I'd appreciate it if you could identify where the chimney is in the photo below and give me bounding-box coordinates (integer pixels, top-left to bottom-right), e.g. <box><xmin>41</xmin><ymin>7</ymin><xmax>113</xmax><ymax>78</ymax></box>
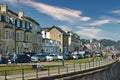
<box><xmin>0</xmin><ymin>4</ymin><xmax>8</xmax><ymax>14</ymax></box>
<box><xmin>18</xmin><ymin>10</ymin><xmax>24</xmax><ymax>19</ymax></box>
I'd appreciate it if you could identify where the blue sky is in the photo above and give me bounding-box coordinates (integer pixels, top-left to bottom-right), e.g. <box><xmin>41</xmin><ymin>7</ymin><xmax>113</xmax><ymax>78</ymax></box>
<box><xmin>0</xmin><ymin>0</ymin><xmax>120</xmax><ymax>41</ymax></box>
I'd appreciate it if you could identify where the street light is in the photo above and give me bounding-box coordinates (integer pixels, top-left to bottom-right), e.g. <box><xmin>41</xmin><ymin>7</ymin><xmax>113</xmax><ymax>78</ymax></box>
<box><xmin>62</xmin><ymin>33</ymin><xmax>64</xmax><ymax>66</ymax></box>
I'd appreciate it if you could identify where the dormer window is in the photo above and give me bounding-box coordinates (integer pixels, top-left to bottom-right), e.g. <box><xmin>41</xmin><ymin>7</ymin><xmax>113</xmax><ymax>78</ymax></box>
<box><xmin>27</xmin><ymin>22</ymin><xmax>30</xmax><ymax>29</ymax></box>
<box><xmin>22</xmin><ymin>21</ymin><xmax>25</xmax><ymax>28</ymax></box>
<box><xmin>10</xmin><ymin>17</ymin><xmax>15</xmax><ymax>24</ymax></box>
<box><xmin>17</xmin><ymin>19</ymin><xmax>20</xmax><ymax>27</ymax></box>
<box><xmin>6</xmin><ymin>15</ymin><xmax>9</xmax><ymax>23</ymax></box>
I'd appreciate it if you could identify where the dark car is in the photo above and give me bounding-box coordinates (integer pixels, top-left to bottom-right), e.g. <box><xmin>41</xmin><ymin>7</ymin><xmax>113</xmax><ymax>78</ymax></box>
<box><xmin>0</xmin><ymin>57</ymin><xmax>8</xmax><ymax>64</ymax></box>
<box><xmin>16</xmin><ymin>55</ymin><xmax>31</xmax><ymax>63</ymax></box>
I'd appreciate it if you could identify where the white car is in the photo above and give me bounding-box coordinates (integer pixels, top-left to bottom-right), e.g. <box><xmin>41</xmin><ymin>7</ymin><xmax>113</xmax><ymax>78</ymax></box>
<box><xmin>49</xmin><ymin>54</ymin><xmax>58</xmax><ymax>61</ymax></box>
<box><xmin>57</xmin><ymin>54</ymin><xmax>68</xmax><ymax>60</ymax></box>
<box><xmin>72</xmin><ymin>54</ymin><xmax>78</xmax><ymax>59</ymax></box>
<box><xmin>31</xmin><ymin>54</ymin><xmax>46</xmax><ymax>62</ymax></box>
<box><xmin>46</xmin><ymin>55</ymin><xmax>54</xmax><ymax>61</ymax></box>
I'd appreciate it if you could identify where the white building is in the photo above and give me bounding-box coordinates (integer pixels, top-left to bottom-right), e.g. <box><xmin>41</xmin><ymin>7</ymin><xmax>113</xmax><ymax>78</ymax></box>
<box><xmin>42</xmin><ymin>38</ymin><xmax>60</xmax><ymax>54</ymax></box>
<box><xmin>65</xmin><ymin>30</ymin><xmax>81</xmax><ymax>53</ymax></box>
<box><xmin>41</xmin><ymin>28</ymin><xmax>50</xmax><ymax>39</ymax></box>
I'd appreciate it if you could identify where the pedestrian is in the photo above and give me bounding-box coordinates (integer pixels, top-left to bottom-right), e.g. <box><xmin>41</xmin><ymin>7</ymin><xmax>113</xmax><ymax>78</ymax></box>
<box><xmin>0</xmin><ymin>54</ymin><xmax>1</xmax><ymax>64</ymax></box>
<box><xmin>13</xmin><ymin>52</ymin><xmax>17</xmax><ymax>64</ymax></box>
<box><xmin>36</xmin><ymin>61</ymin><xmax>44</xmax><ymax>71</ymax></box>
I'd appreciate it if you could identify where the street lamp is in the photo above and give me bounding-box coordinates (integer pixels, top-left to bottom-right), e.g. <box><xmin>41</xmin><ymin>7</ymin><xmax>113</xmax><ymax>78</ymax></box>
<box><xmin>62</xmin><ymin>33</ymin><xmax>64</xmax><ymax>66</ymax></box>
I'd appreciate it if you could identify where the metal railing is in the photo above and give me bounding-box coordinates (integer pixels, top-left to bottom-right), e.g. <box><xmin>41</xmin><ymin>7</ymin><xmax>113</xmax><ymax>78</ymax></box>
<box><xmin>0</xmin><ymin>58</ymin><xmax>116</xmax><ymax>80</ymax></box>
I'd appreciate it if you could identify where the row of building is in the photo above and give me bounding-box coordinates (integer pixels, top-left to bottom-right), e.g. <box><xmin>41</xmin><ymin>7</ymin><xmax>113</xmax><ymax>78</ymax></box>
<box><xmin>0</xmin><ymin>4</ymin><xmax>81</xmax><ymax>55</ymax></box>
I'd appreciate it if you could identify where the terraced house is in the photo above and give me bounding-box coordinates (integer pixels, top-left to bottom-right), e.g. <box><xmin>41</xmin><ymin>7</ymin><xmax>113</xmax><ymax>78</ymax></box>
<box><xmin>0</xmin><ymin>4</ymin><xmax>42</xmax><ymax>54</ymax></box>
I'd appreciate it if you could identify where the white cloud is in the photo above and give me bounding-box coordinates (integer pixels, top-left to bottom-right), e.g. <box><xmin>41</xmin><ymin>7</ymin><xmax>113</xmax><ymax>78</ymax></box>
<box><xmin>1</xmin><ymin>0</ymin><xmax>90</xmax><ymax>22</ymax></box>
<box><xmin>90</xmin><ymin>19</ymin><xmax>110</xmax><ymax>26</ymax></box>
<box><xmin>23</xmin><ymin>0</ymin><xmax>91</xmax><ymax>22</ymax></box>
<box><xmin>111</xmin><ymin>10</ymin><xmax>120</xmax><ymax>15</ymax></box>
<box><xmin>76</xmin><ymin>27</ymin><xmax>104</xmax><ymax>39</ymax></box>
<box><xmin>100</xmin><ymin>16</ymin><xmax>120</xmax><ymax>23</ymax></box>
<box><xmin>59</xmin><ymin>25</ymin><xmax>72</xmax><ymax>31</ymax></box>
<box><xmin>0</xmin><ymin>0</ymin><xmax>19</xmax><ymax>5</ymax></box>
<box><xmin>80</xmin><ymin>17</ymin><xmax>91</xmax><ymax>21</ymax></box>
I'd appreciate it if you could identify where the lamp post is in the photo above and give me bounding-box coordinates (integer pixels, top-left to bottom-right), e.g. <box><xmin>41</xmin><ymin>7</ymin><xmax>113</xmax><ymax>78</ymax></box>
<box><xmin>90</xmin><ymin>39</ymin><xmax>94</xmax><ymax>60</ymax></box>
<box><xmin>62</xmin><ymin>33</ymin><xmax>64</xmax><ymax>66</ymax></box>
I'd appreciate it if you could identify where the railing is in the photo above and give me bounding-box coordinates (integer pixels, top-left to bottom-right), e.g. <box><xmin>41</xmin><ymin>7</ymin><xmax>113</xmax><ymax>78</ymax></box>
<box><xmin>0</xmin><ymin>58</ymin><xmax>117</xmax><ymax>80</ymax></box>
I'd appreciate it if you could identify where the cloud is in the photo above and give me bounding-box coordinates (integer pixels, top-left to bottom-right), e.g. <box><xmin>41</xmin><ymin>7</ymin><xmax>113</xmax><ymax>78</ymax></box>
<box><xmin>76</xmin><ymin>27</ymin><xmax>104</xmax><ymax>39</ymax></box>
<box><xmin>0</xmin><ymin>0</ymin><xmax>19</xmax><ymax>5</ymax></box>
<box><xmin>1</xmin><ymin>0</ymin><xmax>91</xmax><ymax>22</ymax></box>
<box><xmin>59</xmin><ymin>25</ymin><xmax>72</xmax><ymax>31</ymax></box>
<box><xmin>90</xmin><ymin>19</ymin><xmax>110</xmax><ymax>26</ymax></box>
<box><xmin>24</xmin><ymin>0</ymin><xmax>91</xmax><ymax>22</ymax></box>
<box><xmin>111</xmin><ymin>10</ymin><xmax>120</xmax><ymax>15</ymax></box>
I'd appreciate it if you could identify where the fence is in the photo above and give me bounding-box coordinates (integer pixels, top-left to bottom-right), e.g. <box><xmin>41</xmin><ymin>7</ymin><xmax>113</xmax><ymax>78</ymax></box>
<box><xmin>0</xmin><ymin>58</ymin><xmax>116</xmax><ymax>80</ymax></box>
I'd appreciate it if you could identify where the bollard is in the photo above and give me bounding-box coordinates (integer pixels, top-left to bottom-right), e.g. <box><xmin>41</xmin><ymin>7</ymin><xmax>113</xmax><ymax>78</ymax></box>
<box><xmin>85</xmin><ymin>62</ymin><xmax>86</xmax><ymax>70</ymax></box>
<box><xmin>89</xmin><ymin>61</ymin><xmax>90</xmax><ymax>68</ymax></box>
<box><xmin>48</xmin><ymin>66</ymin><xmax>50</xmax><ymax>76</ymax></box>
<box><xmin>79</xmin><ymin>63</ymin><xmax>81</xmax><ymax>71</ymax></box>
<box><xmin>36</xmin><ymin>68</ymin><xmax>38</xmax><ymax>78</ymax></box>
<box><xmin>4</xmin><ymin>70</ymin><xmax>7</xmax><ymax>80</ymax></box>
<box><xmin>66</xmin><ymin>64</ymin><xmax>68</xmax><ymax>73</ymax></box>
<box><xmin>22</xmin><ymin>69</ymin><xmax>24</xmax><ymax>80</ymax></box>
<box><xmin>58</xmin><ymin>66</ymin><xmax>60</xmax><ymax>75</ymax></box>
<box><xmin>74</xmin><ymin>63</ymin><xmax>75</xmax><ymax>72</ymax></box>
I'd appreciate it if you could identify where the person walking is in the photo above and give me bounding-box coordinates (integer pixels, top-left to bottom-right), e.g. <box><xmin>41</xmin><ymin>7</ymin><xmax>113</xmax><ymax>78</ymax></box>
<box><xmin>13</xmin><ymin>52</ymin><xmax>17</xmax><ymax>64</ymax></box>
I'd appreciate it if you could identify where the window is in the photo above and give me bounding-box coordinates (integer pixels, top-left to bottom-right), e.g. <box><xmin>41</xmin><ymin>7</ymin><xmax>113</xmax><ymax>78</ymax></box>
<box><xmin>5</xmin><ymin>46</ymin><xmax>8</xmax><ymax>53</ymax></box>
<box><xmin>22</xmin><ymin>21</ymin><xmax>25</xmax><ymax>28</ymax></box>
<box><xmin>12</xmin><ymin>18</ymin><xmax>15</xmax><ymax>24</ymax></box>
<box><xmin>27</xmin><ymin>22</ymin><xmax>30</xmax><ymax>29</ymax></box>
<box><xmin>6</xmin><ymin>15</ymin><xmax>9</xmax><ymax>23</ymax></box>
<box><xmin>26</xmin><ymin>34</ymin><xmax>28</xmax><ymax>41</ymax></box>
<box><xmin>17</xmin><ymin>19</ymin><xmax>20</xmax><ymax>27</ymax></box>
<box><xmin>10</xmin><ymin>31</ymin><xmax>12</xmax><ymax>39</ymax></box>
<box><xmin>1</xmin><ymin>15</ymin><xmax>5</xmax><ymax>22</ymax></box>
<box><xmin>59</xmin><ymin>34</ymin><xmax>61</xmax><ymax>38</ymax></box>
<box><xmin>19</xmin><ymin>33</ymin><xmax>22</xmax><ymax>41</ymax></box>
<box><xmin>16</xmin><ymin>33</ymin><xmax>19</xmax><ymax>41</ymax></box>
<box><xmin>5</xmin><ymin>31</ymin><xmax>9</xmax><ymax>39</ymax></box>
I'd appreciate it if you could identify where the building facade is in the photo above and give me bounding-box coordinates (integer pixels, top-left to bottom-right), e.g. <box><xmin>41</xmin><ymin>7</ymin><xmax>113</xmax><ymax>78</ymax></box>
<box><xmin>41</xmin><ymin>26</ymin><xmax>69</xmax><ymax>53</ymax></box>
<box><xmin>0</xmin><ymin>4</ymin><xmax>42</xmax><ymax>54</ymax></box>
<box><xmin>42</xmin><ymin>38</ymin><xmax>60</xmax><ymax>54</ymax></box>
<box><xmin>65</xmin><ymin>31</ymin><xmax>81</xmax><ymax>53</ymax></box>
<box><xmin>49</xmin><ymin>26</ymin><xmax>68</xmax><ymax>53</ymax></box>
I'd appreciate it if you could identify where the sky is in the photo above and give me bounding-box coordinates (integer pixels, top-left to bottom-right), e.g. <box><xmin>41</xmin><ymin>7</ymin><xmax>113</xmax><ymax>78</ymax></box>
<box><xmin>0</xmin><ymin>0</ymin><xmax>120</xmax><ymax>41</ymax></box>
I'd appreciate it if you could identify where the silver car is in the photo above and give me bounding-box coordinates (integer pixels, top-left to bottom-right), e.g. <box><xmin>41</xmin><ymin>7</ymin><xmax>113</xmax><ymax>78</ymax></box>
<box><xmin>31</xmin><ymin>54</ymin><xmax>46</xmax><ymax>62</ymax></box>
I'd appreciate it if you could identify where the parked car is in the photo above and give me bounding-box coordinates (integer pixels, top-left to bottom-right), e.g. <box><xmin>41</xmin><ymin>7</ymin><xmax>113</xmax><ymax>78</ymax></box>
<box><xmin>72</xmin><ymin>54</ymin><xmax>78</xmax><ymax>59</ymax></box>
<box><xmin>49</xmin><ymin>54</ymin><xmax>58</xmax><ymax>61</ymax></box>
<box><xmin>95</xmin><ymin>53</ymin><xmax>102</xmax><ymax>57</ymax></box>
<box><xmin>0</xmin><ymin>57</ymin><xmax>8</xmax><ymax>64</ymax></box>
<box><xmin>57</xmin><ymin>54</ymin><xmax>68</xmax><ymax>60</ymax></box>
<box><xmin>77</xmin><ymin>54</ymin><xmax>84</xmax><ymax>59</ymax></box>
<box><xmin>46</xmin><ymin>55</ymin><xmax>54</xmax><ymax>61</ymax></box>
<box><xmin>31</xmin><ymin>54</ymin><xmax>46</xmax><ymax>62</ymax></box>
<box><xmin>16</xmin><ymin>54</ymin><xmax>31</xmax><ymax>63</ymax></box>
<box><xmin>65</xmin><ymin>53</ymin><xmax>73</xmax><ymax>60</ymax></box>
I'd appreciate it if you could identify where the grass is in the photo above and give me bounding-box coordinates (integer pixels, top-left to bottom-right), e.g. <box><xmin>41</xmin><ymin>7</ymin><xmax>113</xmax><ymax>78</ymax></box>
<box><xmin>64</xmin><ymin>57</ymin><xmax>102</xmax><ymax>64</ymax></box>
<box><xmin>0</xmin><ymin>57</ymin><xmax>103</xmax><ymax>75</ymax></box>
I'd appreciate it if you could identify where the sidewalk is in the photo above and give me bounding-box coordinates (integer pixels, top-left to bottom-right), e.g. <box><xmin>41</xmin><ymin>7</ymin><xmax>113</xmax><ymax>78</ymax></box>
<box><xmin>0</xmin><ymin>58</ymin><xmax>116</xmax><ymax>80</ymax></box>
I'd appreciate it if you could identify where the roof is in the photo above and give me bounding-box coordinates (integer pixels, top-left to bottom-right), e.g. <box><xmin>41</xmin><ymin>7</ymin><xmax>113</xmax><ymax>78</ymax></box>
<box><xmin>24</xmin><ymin>16</ymin><xmax>39</xmax><ymax>25</ymax></box>
<box><xmin>41</xmin><ymin>27</ymin><xmax>51</xmax><ymax>32</ymax></box>
<box><xmin>49</xmin><ymin>26</ymin><xmax>68</xmax><ymax>36</ymax></box>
